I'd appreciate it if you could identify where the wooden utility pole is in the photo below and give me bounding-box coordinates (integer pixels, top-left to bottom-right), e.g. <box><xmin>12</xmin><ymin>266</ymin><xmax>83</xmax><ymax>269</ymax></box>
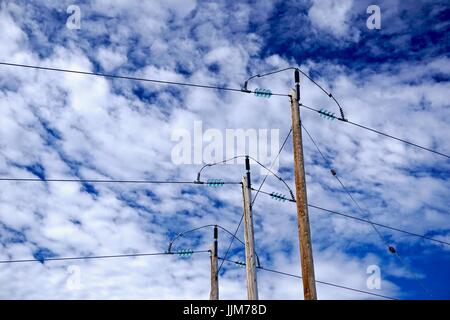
<box><xmin>242</xmin><ymin>156</ymin><xmax>258</xmax><ymax>300</ymax></box>
<box><xmin>209</xmin><ymin>225</ymin><xmax>219</xmax><ymax>300</ymax></box>
<box><xmin>291</xmin><ymin>69</ymin><xmax>317</xmax><ymax>300</ymax></box>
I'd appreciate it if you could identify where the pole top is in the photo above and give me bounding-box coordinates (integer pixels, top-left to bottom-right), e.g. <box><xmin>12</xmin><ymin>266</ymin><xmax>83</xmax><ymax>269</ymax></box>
<box><xmin>295</xmin><ymin>69</ymin><xmax>300</xmax><ymax>83</ymax></box>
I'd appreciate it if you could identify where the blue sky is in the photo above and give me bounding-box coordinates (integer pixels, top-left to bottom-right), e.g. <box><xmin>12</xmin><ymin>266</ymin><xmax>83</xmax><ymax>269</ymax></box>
<box><xmin>0</xmin><ymin>0</ymin><xmax>449</xmax><ymax>299</ymax></box>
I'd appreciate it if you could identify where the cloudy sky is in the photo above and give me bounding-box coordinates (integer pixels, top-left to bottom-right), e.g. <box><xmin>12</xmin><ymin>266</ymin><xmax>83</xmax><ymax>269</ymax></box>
<box><xmin>0</xmin><ymin>0</ymin><xmax>449</xmax><ymax>299</ymax></box>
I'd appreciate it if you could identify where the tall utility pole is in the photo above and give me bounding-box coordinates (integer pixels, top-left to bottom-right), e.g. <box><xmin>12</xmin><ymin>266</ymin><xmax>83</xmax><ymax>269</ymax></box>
<box><xmin>291</xmin><ymin>69</ymin><xmax>317</xmax><ymax>300</ymax></box>
<box><xmin>242</xmin><ymin>156</ymin><xmax>258</xmax><ymax>300</ymax></box>
<box><xmin>209</xmin><ymin>225</ymin><xmax>219</xmax><ymax>300</ymax></box>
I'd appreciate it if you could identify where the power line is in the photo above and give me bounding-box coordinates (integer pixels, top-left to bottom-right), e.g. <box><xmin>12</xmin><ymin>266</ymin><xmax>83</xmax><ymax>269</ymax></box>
<box><xmin>0</xmin><ymin>178</ymin><xmax>241</xmax><ymax>185</ymax></box>
<box><xmin>259</xmin><ymin>265</ymin><xmax>397</xmax><ymax>300</ymax></box>
<box><xmin>0</xmin><ymin>61</ymin><xmax>289</xmax><ymax>97</ymax></box>
<box><xmin>217</xmin><ymin>129</ymin><xmax>293</xmax><ymax>274</ymax></box>
<box><xmin>300</xmin><ymin>103</ymin><xmax>450</xmax><ymax>159</ymax></box>
<box><xmin>1</xmin><ymin>247</ymin><xmax>397</xmax><ymax>299</ymax></box>
<box><xmin>168</xmin><ymin>225</ymin><xmax>221</xmax><ymax>254</ymax></box>
<box><xmin>249</xmin><ymin>187</ymin><xmax>450</xmax><ymax>247</ymax></box>
<box><xmin>251</xmin><ymin>128</ymin><xmax>293</xmax><ymax>205</ymax></box>
<box><xmin>219</xmin><ymin>257</ymin><xmax>397</xmax><ymax>300</ymax></box>
<box><xmin>250</xmin><ymin>187</ymin><xmax>294</xmax><ymax>202</ymax></box>
<box><xmin>0</xmin><ymin>250</ymin><xmax>211</xmax><ymax>264</ymax></box>
<box><xmin>167</xmin><ymin>224</ymin><xmax>260</xmax><ymax>265</ymax></box>
<box><xmin>2</xmin><ymin>64</ymin><xmax>445</xmax><ymax>160</ymax></box>
<box><xmin>244</xmin><ymin>67</ymin><xmax>447</xmax><ymax>159</ymax></box>
<box><xmin>248</xmin><ymin>154</ymin><xmax>295</xmax><ymax>204</ymax></box>
<box><xmin>308</xmin><ymin>204</ymin><xmax>450</xmax><ymax>247</ymax></box>
<box><xmin>2</xmin><ymin>60</ymin><xmax>445</xmax><ymax>298</ymax></box>
<box><xmin>243</xmin><ymin>67</ymin><xmax>347</xmax><ymax>120</ymax></box>
<box><xmin>301</xmin><ymin>123</ymin><xmax>389</xmax><ymax>243</ymax></box>
<box><xmin>195</xmin><ymin>153</ymin><xmax>294</xmax><ymax>202</ymax></box>
<box><xmin>196</xmin><ymin>155</ymin><xmax>245</xmax><ymax>183</ymax></box>
<box><xmin>301</xmin><ymin>122</ymin><xmax>434</xmax><ymax>298</ymax></box>
<box><xmin>195</xmin><ymin>156</ymin><xmax>250</xmax><ymax>274</ymax></box>
<box><xmin>217</xmin><ymin>213</ymin><xmax>244</xmax><ymax>274</ymax></box>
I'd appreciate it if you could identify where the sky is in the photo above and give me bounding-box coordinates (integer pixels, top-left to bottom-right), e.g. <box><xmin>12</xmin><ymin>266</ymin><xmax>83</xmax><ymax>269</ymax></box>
<box><xmin>0</xmin><ymin>0</ymin><xmax>449</xmax><ymax>300</ymax></box>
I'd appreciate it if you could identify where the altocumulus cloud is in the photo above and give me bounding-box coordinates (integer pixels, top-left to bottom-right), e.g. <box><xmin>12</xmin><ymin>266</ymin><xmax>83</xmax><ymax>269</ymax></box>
<box><xmin>0</xmin><ymin>0</ymin><xmax>449</xmax><ymax>299</ymax></box>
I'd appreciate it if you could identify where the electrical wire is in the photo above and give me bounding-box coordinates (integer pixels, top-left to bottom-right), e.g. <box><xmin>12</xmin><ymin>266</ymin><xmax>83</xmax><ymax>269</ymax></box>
<box><xmin>0</xmin><ymin>62</ymin><xmax>290</xmax><ymax>97</ymax></box>
<box><xmin>195</xmin><ymin>156</ymin><xmax>244</xmax><ymax>182</ymax></box>
<box><xmin>0</xmin><ymin>250</ymin><xmax>211</xmax><ymax>264</ymax></box>
<box><xmin>2</xmin><ymin>62</ymin><xmax>445</xmax><ymax>157</ymax></box>
<box><xmin>248</xmin><ymin>155</ymin><xmax>295</xmax><ymax>204</ymax></box>
<box><xmin>300</xmin><ymin>103</ymin><xmax>450</xmax><ymax>159</ymax></box>
<box><xmin>219</xmin><ymin>257</ymin><xmax>397</xmax><ymax>300</ymax></box>
<box><xmin>243</xmin><ymin>67</ymin><xmax>347</xmax><ymax>120</ymax></box>
<box><xmin>251</xmin><ymin>128</ymin><xmax>293</xmax><ymax>205</ymax></box>
<box><xmin>250</xmin><ymin>186</ymin><xmax>450</xmax><ymax>247</ymax></box>
<box><xmin>0</xmin><ymin>178</ymin><xmax>241</xmax><ymax>185</ymax></box>
<box><xmin>169</xmin><ymin>225</ymin><xmax>246</xmax><ymax>251</ymax></box>
<box><xmin>295</xmin><ymin>69</ymin><xmax>346</xmax><ymax>121</ymax></box>
<box><xmin>195</xmin><ymin>153</ymin><xmax>294</xmax><ymax>202</ymax></box>
<box><xmin>217</xmin><ymin>214</ymin><xmax>244</xmax><ymax>274</ymax></box>
<box><xmin>307</xmin><ymin>204</ymin><xmax>450</xmax><ymax>247</ymax></box>
<box><xmin>301</xmin><ymin>122</ymin><xmax>434</xmax><ymax>298</ymax></box>
<box><xmin>2</xmin><ymin>61</ymin><xmax>445</xmax><ymax>297</ymax></box>
<box><xmin>168</xmin><ymin>224</ymin><xmax>219</xmax><ymax>253</ymax></box>
<box><xmin>217</xmin><ymin>129</ymin><xmax>293</xmax><ymax>273</ymax></box>
<box><xmin>167</xmin><ymin>224</ymin><xmax>261</xmax><ymax>266</ymax></box>
<box><xmin>0</xmin><ymin>247</ymin><xmax>397</xmax><ymax>299</ymax></box>
<box><xmin>301</xmin><ymin>123</ymin><xmax>389</xmax><ymax>242</ymax></box>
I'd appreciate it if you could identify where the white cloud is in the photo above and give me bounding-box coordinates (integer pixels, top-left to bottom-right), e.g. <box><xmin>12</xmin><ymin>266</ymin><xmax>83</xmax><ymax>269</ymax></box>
<box><xmin>308</xmin><ymin>0</ymin><xmax>357</xmax><ymax>39</ymax></box>
<box><xmin>0</xmin><ymin>6</ymin><xmax>28</xmax><ymax>59</ymax></box>
<box><xmin>97</xmin><ymin>47</ymin><xmax>127</xmax><ymax>72</ymax></box>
